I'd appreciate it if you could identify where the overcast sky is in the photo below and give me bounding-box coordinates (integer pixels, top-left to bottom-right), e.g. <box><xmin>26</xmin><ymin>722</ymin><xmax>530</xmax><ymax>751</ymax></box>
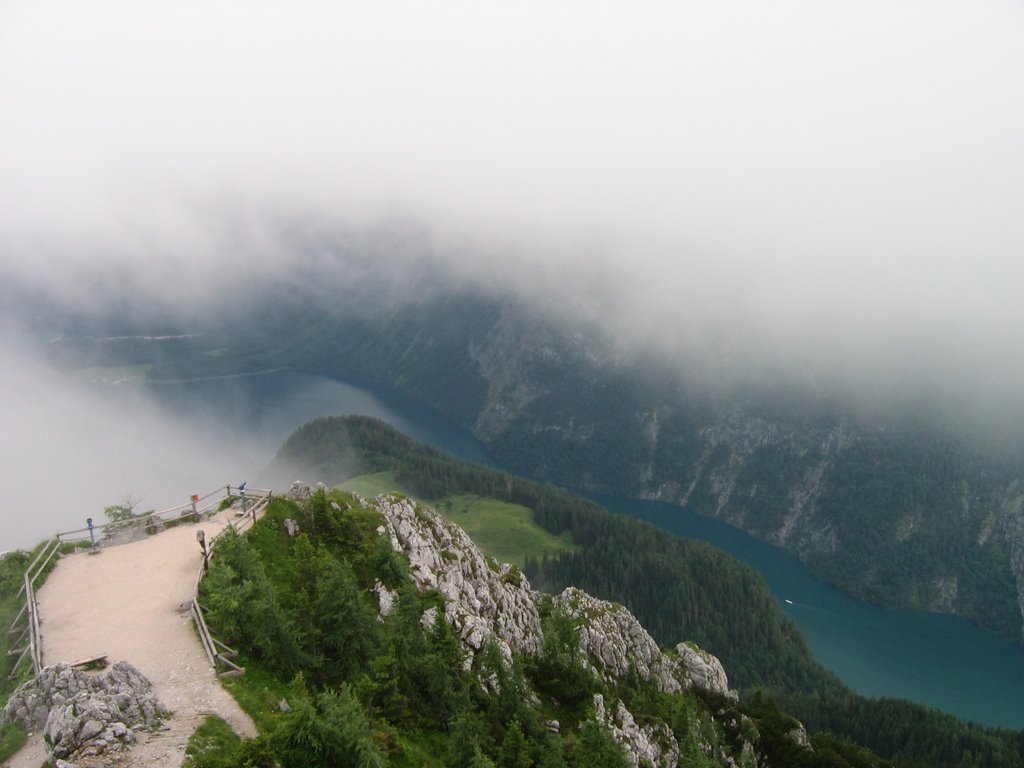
<box><xmin>3</xmin><ymin>1</ymin><xmax>1022</xmax><ymax>361</ymax></box>
<box><xmin>2</xmin><ymin>1</ymin><xmax>1024</xmax><ymax>543</ymax></box>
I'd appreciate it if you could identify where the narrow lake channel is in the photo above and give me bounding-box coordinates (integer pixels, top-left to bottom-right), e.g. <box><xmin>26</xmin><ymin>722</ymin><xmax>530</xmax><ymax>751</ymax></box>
<box><xmin>145</xmin><ymin>370</ymin><xmax>1024</xmax><ymax>728</ymax></box>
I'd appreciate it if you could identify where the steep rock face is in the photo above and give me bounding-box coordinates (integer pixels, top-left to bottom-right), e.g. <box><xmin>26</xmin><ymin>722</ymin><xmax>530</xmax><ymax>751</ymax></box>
<box><xmin>594</xmin><ymin>693</ymin><xmax>679</xmax><ymax>768</ymax></box>
<box><xmin>675</xmin><ymin>642</ymin><xmax>732</xmax><ymax>696</ymax></box>
<box><xmin>2</xmin><ymin>662</ymin><xmax>167</xmax><ymax>760</ymax></box>
<box><xmin>998</xmin><ymin>481</ymin><xmax>1024</xmax><ymax>638</ymax></box>
<box><xmin>370</xmin><ymin>494</ymin><xmax>746</xmax><ymax>767</ymax></box>
<box><xmin>553</xmin><ymin>587</ymin><xmax>735</xmax><ymax>700</ymax></box>
<box><xmin>674</xmin><ymin>412</ymin><xmax>850</xmax><ymax>546</ymax></box>
<box><xmin>555</xmin><ymin>587</ymin><xmax>680</xmax><ymax>692</ymax></box>
<box><xmin>469</xmin><ymin>305</ymin><xmax>556</xmax><ymax>441</ymax></box>
<box><xmin>373</xmin><ymin>495</ymin><xmax>544</xmax><ymax>659</ymax></box>
<box><xmin>349</xmin><ymin>296</ymin><xmax>1024</xmax><ymax>642</ymax></box>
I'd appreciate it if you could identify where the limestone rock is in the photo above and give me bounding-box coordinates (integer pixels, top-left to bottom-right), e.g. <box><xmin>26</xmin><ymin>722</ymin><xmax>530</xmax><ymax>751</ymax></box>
<box><xmin>420</xmin><ymin>606</ymin><xmax>439</xmax><ymax>630</ymax></box>
<box><xmin>675</xmin><ymin>642</ymin><xmax>736</xmax><ymax>699</ymax></box>
<box><xmin>2</xmin><ymin>661</ymin><xmax>167</xmax><ymax>761</ymax></box>
<box><xmin>375</xmin><ymin>579</ymin><xmax>397</xmax><ymax>618</ymax></box>
<box><xmin>788</xmin><ymin>722</ymin><xmax>812</xmax><ymax>750</ymax></box>
<box><xmin>554</xmin><ymin>587</ymin><xmax>681</xmax><ymax>693</ymax></box>
<box><xmin>593</xmin><ymin>693</ymin><xmax>679</xmax><ymax>768</ymax></box>
<box><xmin>371</xmin><ymin>495</ymin><xmax>543</xmax><ymax>661</ymax></box>
<box><xmin>288</xmin><ymin>481</ymin><xmax>312</xmax><ymax>499</ymax></box>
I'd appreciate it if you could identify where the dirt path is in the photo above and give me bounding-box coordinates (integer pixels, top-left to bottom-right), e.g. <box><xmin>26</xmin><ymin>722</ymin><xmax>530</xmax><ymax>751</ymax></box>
<box><xmin>4</xmin><ymin>509</ymin><xmax>257</xmax><ymax>768</ymax></box>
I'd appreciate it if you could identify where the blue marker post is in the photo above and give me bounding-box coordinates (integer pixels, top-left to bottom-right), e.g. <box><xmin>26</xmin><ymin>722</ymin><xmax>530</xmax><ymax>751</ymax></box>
<box><xmin>86</xmin><ymin>517</ymin><xmax>95</xmax><ymax>547</ymax></box>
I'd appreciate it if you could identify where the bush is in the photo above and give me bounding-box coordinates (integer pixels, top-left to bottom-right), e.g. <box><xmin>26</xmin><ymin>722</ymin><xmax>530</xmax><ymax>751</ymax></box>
<box><xmin>273</xmin><ymin>685</ymin><xmax>385</xmax><ymax>768</ymax></box>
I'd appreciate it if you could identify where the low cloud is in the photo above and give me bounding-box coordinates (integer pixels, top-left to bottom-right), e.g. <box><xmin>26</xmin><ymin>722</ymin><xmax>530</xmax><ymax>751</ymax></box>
<box><xmin>2</xmin><ymin>1</ymin><xmax>1024</xmax><ymax>421</ymax></box>
<box><xmin>0</xmin><ymin>332</ymin><xmax>266</xmax><ymax>549</ymax></box>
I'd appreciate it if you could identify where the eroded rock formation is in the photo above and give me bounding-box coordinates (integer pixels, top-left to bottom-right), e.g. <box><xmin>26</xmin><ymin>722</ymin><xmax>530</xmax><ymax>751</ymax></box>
<box><xmin>371</xmin><ymin>493</ymin><xmax>746</xmax><ymax>766</ymax></box>
<box><xmin>2</xmin><ymin>661</ymin><xmax>167</xmax><ymax>761</ymax></box>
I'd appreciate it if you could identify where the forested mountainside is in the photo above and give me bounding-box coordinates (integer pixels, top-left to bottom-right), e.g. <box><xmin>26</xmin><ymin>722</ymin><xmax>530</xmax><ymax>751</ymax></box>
<box><xmin>46</xmin><ymin>289</ymin><xmax>1024</xmax><ymax>644</ymax></box>
<box><xmin>0</xmin><ymin>481</ymin><xmax>884</xmax><ymax>768</ymax></box>
<box><xmin>187</xmin><ymin>485</ymin><xmax>896</xmax><ymax>768</ymax></box>
<box><xmin>266</xmin><ymin>415</ymin><xmax>1024</xmax><ymax>768</ymax></box>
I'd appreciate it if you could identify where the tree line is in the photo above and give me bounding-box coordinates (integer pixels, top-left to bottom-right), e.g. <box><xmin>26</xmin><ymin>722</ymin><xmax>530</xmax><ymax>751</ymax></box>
<box><xmin>267</xmin><ymin>415</ymin><xmax>1024</xmax><ymax>767</ymax></box>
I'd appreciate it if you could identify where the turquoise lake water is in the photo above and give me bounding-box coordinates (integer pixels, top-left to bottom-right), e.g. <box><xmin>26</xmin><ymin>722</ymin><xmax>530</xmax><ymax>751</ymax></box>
<box><xmin>145</xmin><ymin>370</ymin><xmax>1024</xmax><ymax>728</ymax></box>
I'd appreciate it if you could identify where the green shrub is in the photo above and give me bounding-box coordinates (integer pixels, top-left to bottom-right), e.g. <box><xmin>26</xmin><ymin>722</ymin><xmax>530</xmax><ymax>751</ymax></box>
<box><xmin>183</xmin><ymin>715</ymin><xmax>275</xmax><ymax>768</ymax></box>
<box><xmin>273</xmin><ymin>685</ymin><xmax>385</xmax><ymax>768</ymax></box>
<box><xmin>0</xmin><ymin>722</ymin><xmax>26</xmax><ymax>763</ymax></box>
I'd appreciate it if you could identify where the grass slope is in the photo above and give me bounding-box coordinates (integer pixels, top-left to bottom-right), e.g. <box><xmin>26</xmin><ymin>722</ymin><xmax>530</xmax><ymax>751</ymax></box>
<box><xmin>433</xmin><ymin>493</ymin><xmax>575</xmax><ymax>568</ymax></box>
<box><xmin>340</xmin><ymin>472</ymin><xmax>575</xmax><ymax>568</ymax></box>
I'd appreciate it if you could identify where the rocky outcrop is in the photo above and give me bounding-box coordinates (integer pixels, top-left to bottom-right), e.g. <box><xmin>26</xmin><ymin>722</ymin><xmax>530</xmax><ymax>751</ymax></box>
<box><xmin>374</xmin><ymin>579</ymin><xmax>397</xmax><ymax>618</ymax></box>
<box><xmin>555</xmin><ymin>587</ymin><xmax>736</xmax><ymax>700</ymax></box>
<box><xmin>370</xmin><ymin>493</ymin><xmax>747</xmax><ymax>768</ymax></box>
<box><xmin>372</xmin><ymin>495</ymin><xmax>543</xmax><ymax>660</ymax></box>
<box><xmin>372</xmin><ymin>495</ymin><xmax>739</xmax><ymax>701</ymax></box>
<box><xmin>594</xmin><ymin>693</ymin><xmax>679</xmax><ymax>768</ymax></box>
<box><xmin>288</xmin><ymin>480</ymin><xmax>313</xmax><ymax>499</ymax></box>
<box><xmin>675</xmin><ymin>642</ymin><xmax>733</xmax><ymax>697</ymax></box>
<box><xmin>2</xmin><ymin>662</ymin><xmax>167</xmax><ymax>761</ymax></box>
<box><xmin>554</xmin><ymin>587</ymin><xmax>682</xmax><ymax>693</ymax></box>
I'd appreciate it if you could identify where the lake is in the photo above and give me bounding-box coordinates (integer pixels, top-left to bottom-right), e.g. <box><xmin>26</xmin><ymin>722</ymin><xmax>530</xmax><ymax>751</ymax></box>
<box><xmin>144</xmin><ymin>369</ymin><xmax>1024</xmax><ymax>728</ymax></box>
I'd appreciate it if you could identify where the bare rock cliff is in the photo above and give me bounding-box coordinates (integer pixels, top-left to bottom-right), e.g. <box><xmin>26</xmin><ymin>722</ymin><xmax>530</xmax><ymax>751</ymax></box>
<box><xmin>370</xmin><ymin>494</ymin><xmax>742</xmax><ymax>767</ymax></box>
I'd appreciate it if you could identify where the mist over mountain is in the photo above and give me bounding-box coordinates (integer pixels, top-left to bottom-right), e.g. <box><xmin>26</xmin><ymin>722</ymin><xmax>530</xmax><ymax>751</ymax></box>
<box><xmin>4</xmin><ymin>0</ymin><xmax>1024</xmax><ymax>638</ymax></box>
<box><xmin>3</xmin><ymin>0</ymin><xmax>1024</xmax><ymax>411</ymax></box>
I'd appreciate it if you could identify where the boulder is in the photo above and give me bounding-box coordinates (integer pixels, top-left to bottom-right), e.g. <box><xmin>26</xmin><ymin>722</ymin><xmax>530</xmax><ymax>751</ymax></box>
<box><xmin>2</xmin><ymin>661</ymin><xmax>167</xmax><ymax>761</ymax></box>
<box><xmin>675</xmin><ymin>642</ymin><xmax>735</xmax><ymax>699</ymax></box>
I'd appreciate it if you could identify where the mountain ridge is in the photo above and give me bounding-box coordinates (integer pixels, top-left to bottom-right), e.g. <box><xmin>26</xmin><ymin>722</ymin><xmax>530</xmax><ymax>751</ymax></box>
<box><xmin>41</xmin><ymin>288</ymin><xmax>1024</xmax><ymax>641</ymax></box>
<box><xmin>161</xmin><ymin>290</ymin><xmax>1024</xmax><ymax>643</ymax></box>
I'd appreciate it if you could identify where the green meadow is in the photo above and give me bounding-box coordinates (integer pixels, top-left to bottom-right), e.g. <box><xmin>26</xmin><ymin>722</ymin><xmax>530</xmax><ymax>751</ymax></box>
<box><xmin>339</xmin><ymin>474</ymin><xmax>574</xmax><ymax>567</ymax></box>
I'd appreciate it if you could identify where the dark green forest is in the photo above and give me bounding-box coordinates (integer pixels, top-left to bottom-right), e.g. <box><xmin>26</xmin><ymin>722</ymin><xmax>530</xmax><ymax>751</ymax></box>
<box><xmin>194</xmin><ymin>487</ymin><xmax>894</xmax><ymax>768</ymax></box>
<box><xmin>268</xmin><ymin>415</ymin><xmax>1024</xmax><ymax>768</ymax></box>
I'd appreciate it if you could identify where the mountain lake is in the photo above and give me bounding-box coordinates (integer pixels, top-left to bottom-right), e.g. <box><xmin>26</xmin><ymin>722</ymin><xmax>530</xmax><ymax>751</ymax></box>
<box><xmin>140</xmin><ymin>369</ymin><xmax>1024</xmax><ymax>728</ymax></box>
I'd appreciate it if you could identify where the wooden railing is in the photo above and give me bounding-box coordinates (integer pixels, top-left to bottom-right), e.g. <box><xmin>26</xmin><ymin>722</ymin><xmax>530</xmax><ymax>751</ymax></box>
<box><xmin>8</xmin><ymin>538</ymin><xmax>60</xmax><ymax>677</ymax></box>
<box><xmin>8</xmin><ymin>485</ymin><xmax>273</xmax><ymax>680</ymax></box>
<box><xmin>189</xmin><ymin>488</ymin><xmax>273</xmax><ymax>676</ymax></box>
<box><xmin>54</xmin><ymin>486</ymin><xmax>257</xmax><ymax>545</ymax></box>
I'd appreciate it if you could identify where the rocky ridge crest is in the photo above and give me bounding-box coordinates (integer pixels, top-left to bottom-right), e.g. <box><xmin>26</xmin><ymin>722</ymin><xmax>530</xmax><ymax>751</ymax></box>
<box><xmin>369</xmin><ymin>494</ymin><xmax>739</xmax><ymax>766</ymax></box>
<box><xmin>373</xmin><ymin>494</ymin><xmax>543</xmax><ymax>661</ymax></box>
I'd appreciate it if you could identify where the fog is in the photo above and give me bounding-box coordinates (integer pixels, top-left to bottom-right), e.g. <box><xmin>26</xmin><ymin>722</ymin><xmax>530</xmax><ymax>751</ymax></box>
<box><xmin>4</xmin><ymin>1</ymin><xmax>1022</xmax><ymax>367</ymax></box>
<box><xmin>0</xmin><ymin>332</ymin><xmax>270</xmax><ymax>549</ymax></box>
<box><xmin>2</xmin><ymin>1</ymin><xmax>1024</xmax><ymax>544</ymax></box>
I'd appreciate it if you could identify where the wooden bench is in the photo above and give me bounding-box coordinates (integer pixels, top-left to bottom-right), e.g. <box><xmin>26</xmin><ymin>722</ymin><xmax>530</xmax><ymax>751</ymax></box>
<box><xmin>68</xmin><ymin>653</ymin><xmax>108</xmax><ymax>669</ymax></box>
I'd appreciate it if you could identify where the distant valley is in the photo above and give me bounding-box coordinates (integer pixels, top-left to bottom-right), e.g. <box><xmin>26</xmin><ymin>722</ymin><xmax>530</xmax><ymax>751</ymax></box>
<box><xmin>44</xmin><ymin>288</ymin><xmax>1024</xmax><ymax>647</ymax></box>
